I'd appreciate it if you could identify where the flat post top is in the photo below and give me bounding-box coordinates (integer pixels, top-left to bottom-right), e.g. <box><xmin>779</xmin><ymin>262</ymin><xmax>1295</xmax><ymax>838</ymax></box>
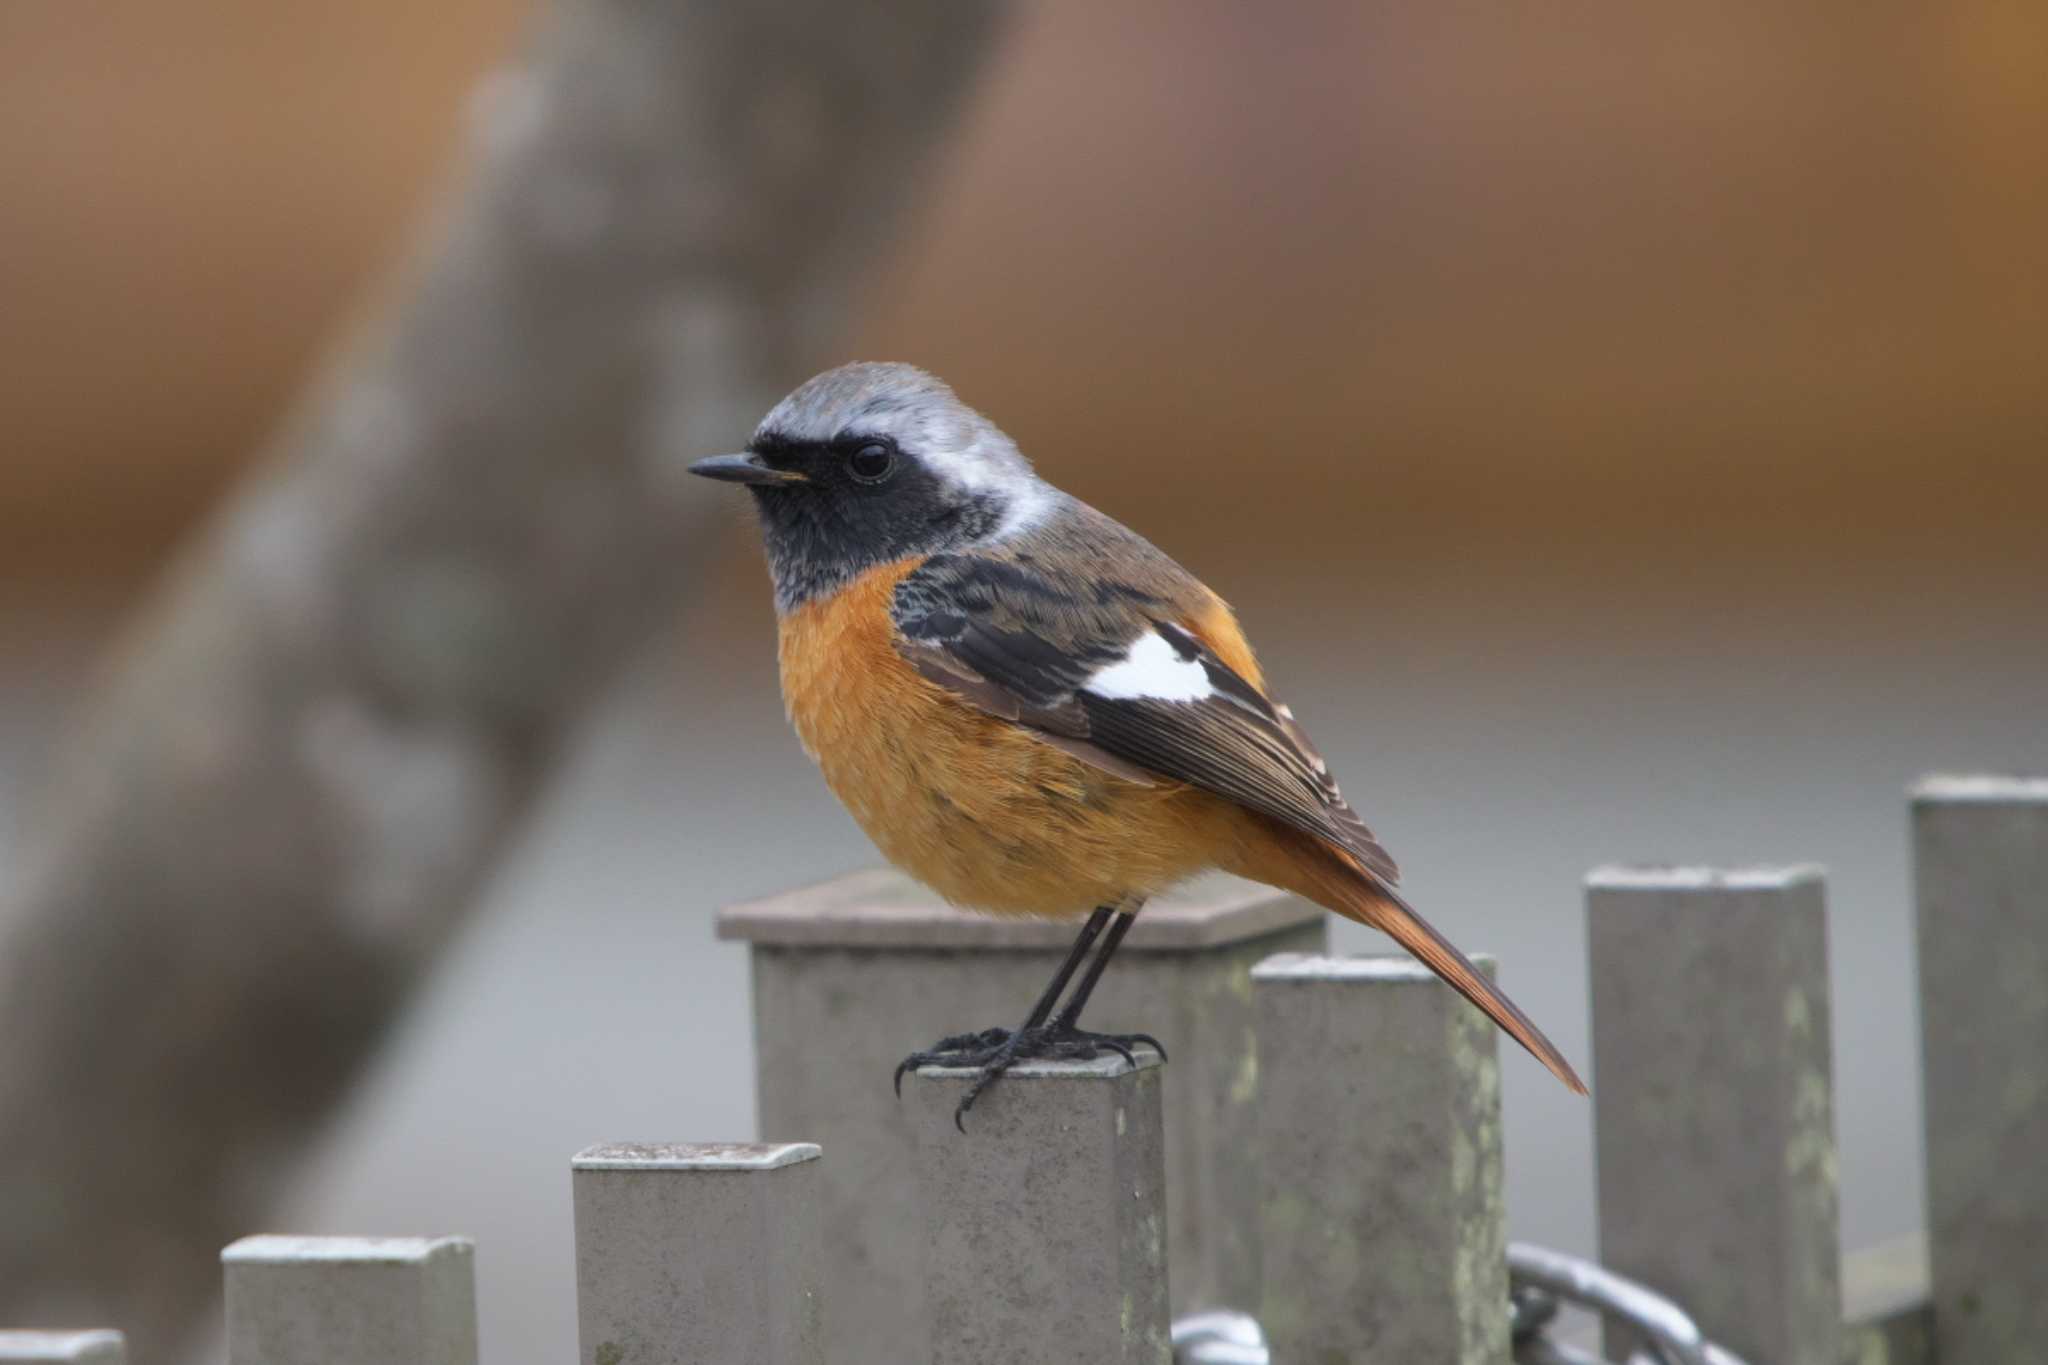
<box><xmin>0</xmin><ymin>1333</ymin><xmax>125</xmax><ymax>1363</ymax></box>
<box><xmin>1252</xmin><ymin>950</ymin><xmax>1495</xmax><ymax>982</ymax></box>
<box><xmin>1911</xmin><ymin>773</ymin><xmax>2048</xmax><ymax>803</ymax></box>
<box><xmin>718</xmin><ymin>867</ymin><xmax>1319</xmax><ymax>950</ymax></box>
<box><xmin>913</xmin><ymin>1051</ymin><xmax>1164</xmax><ymax>1083</ymax></box>
<box><xmin>1585</xmin><ymin>864</ymin><xmax>1825</xmax><ymax>892</ymax></box>
<box><xmin>572</xmin><ymin>1141</ymin><xmax>821</xmax><ymax>1171</ymax></box>
<box><xmin>221</xmin><ymin>1235</ymin><xmax>472</xmax><ymax>1264</ymax></box>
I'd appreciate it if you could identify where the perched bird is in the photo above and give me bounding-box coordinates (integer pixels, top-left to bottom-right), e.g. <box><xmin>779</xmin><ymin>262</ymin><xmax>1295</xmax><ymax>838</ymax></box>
<box><xmin>694</xmin><ymin>362</ymin><xmax>1585</xmax><ymax>1125</ymax></box>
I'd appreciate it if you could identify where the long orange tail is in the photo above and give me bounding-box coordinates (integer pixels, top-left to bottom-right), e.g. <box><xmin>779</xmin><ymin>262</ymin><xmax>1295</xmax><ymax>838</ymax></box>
<box><xmin>1253</xmin><ymin>833</ymin><xmax>1588</xmax><ymax>1095</ymax></box>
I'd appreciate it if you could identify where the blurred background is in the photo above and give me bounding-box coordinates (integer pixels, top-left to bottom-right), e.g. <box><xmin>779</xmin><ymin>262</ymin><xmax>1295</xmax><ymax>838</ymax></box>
<box><xmin>4</xmin><ymin>0</ymin><xmax>2046</xmax><ymax>1360</ymax></box>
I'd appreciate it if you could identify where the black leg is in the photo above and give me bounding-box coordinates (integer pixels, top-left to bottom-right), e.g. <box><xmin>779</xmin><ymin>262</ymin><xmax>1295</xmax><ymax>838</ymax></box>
<box><xmin>893</xmin><ymin>905</ymin><xmax>1114</xmax><ymax>1098</ymax></box>
<box><xmin>893</xmin><ymin>901</ymin><xmax>1169</xmax><ymax>1131</ymax></box>
<box><xmin>1022</xmin><ymin>904</ymin><xmax>1115</xmax><ymax>1029</ymax></box>
<box><xmin>1042</xmin><ymin>907</ymin><xmax>1166</xmax><ymax>1068</ymax></box>
<box><xmin>1049</xmin><ymin>909</ymin><xmax>1136</xmax><ymax>1030</ymax></box>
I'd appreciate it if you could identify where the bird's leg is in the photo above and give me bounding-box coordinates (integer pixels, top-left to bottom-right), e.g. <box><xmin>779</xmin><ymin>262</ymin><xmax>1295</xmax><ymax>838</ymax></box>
<box><xmin>893</xmin><ymin>905</ymin><xmax>1113</xmax><ymax>1094</ymax></box>
<box><xmin>1021</xmin><ymin>904</ymin><xmax>1121</xmax><ymax>1030</ymax></box>
<box><xmin>895</xmin><ymin>902</ymin><xmax>1169</xmax><ymax>1131</ymax></box>
<box><xmin>947</xmin><ymin>909</ymin><xmax>1168</xmax><ymax>1129</ymax></box>
<box><xmin>1046</xmin><ymin>908</ymin><xmax>1140</xmax><ymax>1032</ymax></box>
<box><xmin>1030</xmin><ymin>907</ymin><xmax>1166</xmax><ymax>1071</ymax></box>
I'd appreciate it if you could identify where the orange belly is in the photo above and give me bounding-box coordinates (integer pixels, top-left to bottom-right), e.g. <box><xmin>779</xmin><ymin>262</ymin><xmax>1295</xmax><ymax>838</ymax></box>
<box><xmin>777</xmin><ymin>560</ymin><xmax>1238</xmax><ymax>916</ymax></box>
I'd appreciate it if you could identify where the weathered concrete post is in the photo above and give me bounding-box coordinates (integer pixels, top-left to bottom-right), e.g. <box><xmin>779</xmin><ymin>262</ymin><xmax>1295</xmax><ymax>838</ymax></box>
<box><xmin>721</xmin><ymin>868</ymin><xmax>1323</xmax><ymax>1361</ymax></box>
<box><xmin>571</xmin><ymin>1142</ymin><xmax>823</xmax><ymax>1365</ymax></box>
<box><xmin>1585</xmin><ymin>865</ymin><xmax>1841</xmax><ymax>1365</ymax></box>
<box><xmin>1912</xmin><ymin>775</ymin><xmax>2048</xmax><ymax>1363</ymax></box>
<box><xmin>1251</xmin><ymin>952</ymin><xmax>1509</xmax><ymax>1364</ymax></box>
<box><xmin>220</xmin><ymin>1235</ymin><xmax>477</xmax><ymax>1365</ymax></box>
<box><xmin>0</xmin><ymin>1334</ymin><xmax>125</xmax><ymax>1364</ymax></box>
<box><xmin>908</xmin><ymin>1053</ymin><xmax>1171</xmax><ymax>1365</ymax></box>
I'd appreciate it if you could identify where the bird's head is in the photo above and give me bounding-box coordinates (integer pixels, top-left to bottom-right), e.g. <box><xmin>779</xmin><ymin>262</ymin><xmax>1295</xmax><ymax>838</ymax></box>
<box><xmin>691</xmin><ymin>362</ymin><xmax>1053</xmax><ymax>611</ymax></box>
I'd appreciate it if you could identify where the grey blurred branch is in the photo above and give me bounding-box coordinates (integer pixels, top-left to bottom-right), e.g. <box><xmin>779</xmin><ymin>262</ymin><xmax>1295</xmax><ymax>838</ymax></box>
<box><xmin>0</xmin><ymin>0</ymin><xmax>1004</xmax><ymax>1352</ymax></box>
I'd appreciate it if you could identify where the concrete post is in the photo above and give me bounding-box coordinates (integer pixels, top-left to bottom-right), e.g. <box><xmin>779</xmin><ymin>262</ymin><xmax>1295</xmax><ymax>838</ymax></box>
<box><xmin>0</xmin><ymin>1334</ymin><xmax>125</xmax><ymax>1364</ymax></box>
<box><xmin>720</xmin><ymin>868</ymin><xmax>1323</xmax><ymax>1362</ymax></box>
<box><xmin>220</xmin><ymin>1235</ymin><xmax>477</xmax><ymax>1365</ymax></box>
<box><xmin>1840</xmin><ymin>1233</ymin><xmax>1934</xmax><ymax>1365</ymax></box>
<box><xmin>908</xmin><ymin>1053</ymin><xmax>1171</xmax><ymax>1365</ymax></box>
<box><xmin>1251</xmin><ymin>952</ymin><xmax>1510</xmax><ymax>1364</ymax></box>
<box><xmin>571</xmin><ymin>1141</ymin><xmax>823</xmax><ymax>1365</ymax></box>
<box><xmin>1585</xmin><ymin>865</ymin><xmax>1841</xmax><ymax>1365</ymax></box>
<box><xmin>1911</xmin><ymin>775</ymin><xmax>2048</xmax><ymax>1363</ymax></box>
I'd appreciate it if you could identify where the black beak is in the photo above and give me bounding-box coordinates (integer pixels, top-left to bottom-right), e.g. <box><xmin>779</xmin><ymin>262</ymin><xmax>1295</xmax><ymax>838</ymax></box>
<box><xmin>688</xmin><ymin>453</ymin><xmax>805</xmax><ymax>486</ymax></box>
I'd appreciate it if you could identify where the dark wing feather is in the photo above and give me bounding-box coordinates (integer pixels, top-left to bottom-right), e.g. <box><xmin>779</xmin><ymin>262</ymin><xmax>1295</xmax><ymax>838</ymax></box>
<box><xmin>896</xmin><ymin>628</ymin><xmax>1162</xmax><ymax>786</ymax></box>
<box><xmin>892</xmin><ymin>550</ymin><xmax>1400</xmax><ymax>884</ymax></box>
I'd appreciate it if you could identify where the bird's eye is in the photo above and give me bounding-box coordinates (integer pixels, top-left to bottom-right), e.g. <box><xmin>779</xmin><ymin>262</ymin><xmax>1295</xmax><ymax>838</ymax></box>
<box><xmin>847</xmin><ymin>441</ymin><xmax>896</xmax><ymax>484</ymax></box>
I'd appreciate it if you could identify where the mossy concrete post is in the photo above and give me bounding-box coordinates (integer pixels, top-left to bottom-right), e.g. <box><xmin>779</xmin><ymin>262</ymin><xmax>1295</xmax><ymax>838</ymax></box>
<box><xmin>0</xmin><ymin>1334</ymin><xmax>125</xmax><ymax>1364</ymax></box>
<box><xmin>220</xmin><ymin>1236</ymin><xmax>477</xmax><ymax>1365</ymax></box>
<box><xmin>1251</xmin><ymin>952</ymin><xmax>1509</xmax><ymax>1364</ymax></box>
<box><xmin>1912</xmin><ymin>776</ymin><xmax>2048</xmax><ymax>1363</ymax></box>
<box><xmin>1586</xmin><ymin>866</ymin><xmax>1841</xmax><ymax>1365</ymax></box>
<box><xmin>909</xmin><ymin>1053</ymin><xmax>1171</xmax><ymax>1365</ymax></box>
<box><xmin>720</xmin><ymin>868</ymin><xmax>1324</xmax><ymax>1361</ymax></box>
<box><xmin>570</xmin><ymin>1142</ymin><xmax>822</xmax><ymax>1365</ymax></box>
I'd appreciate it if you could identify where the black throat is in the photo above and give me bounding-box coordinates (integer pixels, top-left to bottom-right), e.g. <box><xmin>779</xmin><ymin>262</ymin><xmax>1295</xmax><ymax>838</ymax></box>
<box><xmin>746</xmin><ymin>437</ymin><xmax>1004</xmax><ymax>611</ymax></box>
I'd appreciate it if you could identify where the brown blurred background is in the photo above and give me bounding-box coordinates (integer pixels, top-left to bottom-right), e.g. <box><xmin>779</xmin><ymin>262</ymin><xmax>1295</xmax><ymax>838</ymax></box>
<box><xmin>5</xmin><ymin>1</ymin><xmax>2046</xmax><ymax>1359</ymax></box>
<box><xmin>8</xmin><ymin>3</ymin><xmax>2046</xmax><ymax>588</ymax></box>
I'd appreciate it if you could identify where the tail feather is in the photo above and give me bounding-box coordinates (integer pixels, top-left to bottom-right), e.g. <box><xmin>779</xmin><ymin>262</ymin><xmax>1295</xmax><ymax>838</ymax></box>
<box><xmin>1280</xmin><ymin>840</ymin><xmax>1588</xmax><ymax>1095</ymax></box>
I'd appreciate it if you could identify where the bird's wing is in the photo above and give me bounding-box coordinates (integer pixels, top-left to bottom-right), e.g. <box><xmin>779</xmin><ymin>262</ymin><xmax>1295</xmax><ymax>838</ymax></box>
<box><xmin>890</xmin><ymin>542</ymin><xmax>1401</xmax><ymax>885</ymax></box>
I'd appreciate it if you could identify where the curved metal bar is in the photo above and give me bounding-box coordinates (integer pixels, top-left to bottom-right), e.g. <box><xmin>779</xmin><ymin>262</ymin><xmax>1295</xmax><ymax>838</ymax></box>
<box><xmin>1508</xmin><ymin>1243</ymin><xmax>1755</xmax><ymax>1365</ymax></box>
<box><xmin>1171</xmin><ymin>1309</ymin><xmax>1269</xmax><ymax>1365</ymax></box>
<box><xmin>1166</xmin><ymin>1248</ymin><xmax>1755</xmax><ymax>1365</ymax></box>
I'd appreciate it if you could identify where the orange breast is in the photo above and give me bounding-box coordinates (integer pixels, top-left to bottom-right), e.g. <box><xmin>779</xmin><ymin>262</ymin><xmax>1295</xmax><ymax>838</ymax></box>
<box><xmin>776</xmin><ymin>561</ymin><xmax>1235</xmax><ymax>916</ymax></box>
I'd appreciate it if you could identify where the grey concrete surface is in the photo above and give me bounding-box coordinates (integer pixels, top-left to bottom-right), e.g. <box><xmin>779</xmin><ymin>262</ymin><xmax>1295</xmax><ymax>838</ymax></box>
<box><xmin>726</xmin><ymin>868</ymin><xmax>1322</xmax><ymax>1362</ymax></box>
<box><xmin>1839</xmin><ymin>1233</ymin><xmax>1933</xmax><ymax>1365</ymax></box>
<box><xmin>569</xmin><ymin>1141</ymin><xmax>821</xmax><ymax>1365</ymax></box>
<box><xmin>1252</xmin><ymin>952</ymin><xmax>1509</xmax><ymax>1364</ymax></box>
<box><xmin>1587</xmin><ymin>865</ymin><xmax>1842</xmax><ymax>1365</ymax></box>
<box><xmin>909</xmin><ymin>1053</ymin><xmax>1171</xmax><ymax>1365</ymax></box>
<box><xmin>0</xmin><ymin>1333</ymin><xmax>124</xmax><ymax>1364</ymax></box>
<box><xmin>1911</xmin><ymin>775</ymin><xmax>2048</xmax><ymax>1365</ymax></box>
<box><xmin>220</xmin><ymin>1235</ymin><xmax>476</xmax><ymax>1365</ymax></box>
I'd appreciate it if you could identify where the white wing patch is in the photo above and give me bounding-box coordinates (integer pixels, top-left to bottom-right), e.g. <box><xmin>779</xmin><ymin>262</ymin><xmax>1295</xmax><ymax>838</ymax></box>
<box><xmin>1084</xmin><ymin>630</ymin><xmax>1213</xmax><ymax>703</ymax></box>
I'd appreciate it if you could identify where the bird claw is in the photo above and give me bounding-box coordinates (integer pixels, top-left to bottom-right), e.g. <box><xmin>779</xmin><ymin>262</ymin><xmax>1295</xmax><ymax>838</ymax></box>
<box><xmin>892</xmin><ymin>1023</ymin><xmax>1168</xmax><ymax>1130</ymax></box>
<box><xmin>893</xmin><ymin>1027</ymin><xmax>1015</xmax><ymax>1097</ymax></box>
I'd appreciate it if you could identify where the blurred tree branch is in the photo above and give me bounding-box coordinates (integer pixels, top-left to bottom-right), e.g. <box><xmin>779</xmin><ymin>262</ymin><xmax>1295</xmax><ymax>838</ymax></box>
<box><xmin>0</xmin><ymin>0</ymin><xmax>1005</xmax><ymax>1352</ymax></box>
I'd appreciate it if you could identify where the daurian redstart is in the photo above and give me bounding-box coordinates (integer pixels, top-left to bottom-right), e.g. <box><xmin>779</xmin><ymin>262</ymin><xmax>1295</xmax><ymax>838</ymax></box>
<box><xmin>694</xmin><ymin>362</ymin><xmax>1585</xmax><ymax>1125</ymax></box>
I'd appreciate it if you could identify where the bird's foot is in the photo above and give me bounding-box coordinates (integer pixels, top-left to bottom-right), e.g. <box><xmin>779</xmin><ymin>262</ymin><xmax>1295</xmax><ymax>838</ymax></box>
<box><xmin>893</xmin><ymin>1023</ymin><xmax>1167</xmax><ymax>1131</ymax></box>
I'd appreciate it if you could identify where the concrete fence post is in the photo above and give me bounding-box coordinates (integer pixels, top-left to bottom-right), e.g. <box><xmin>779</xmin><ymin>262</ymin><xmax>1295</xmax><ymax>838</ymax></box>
<box><xmin>1250</xmin><ymin>952</ymin><xmax>1510</xmax><ymax>1364</ymax></box>
<box><xmin>720</xmin><ymin>868</ymin><xmax>1323</xmax><ymax>1361</ymax></box>
<box><xmin>0</xmin><ymin>1334</ymin><xmax>125</xmax><ymax>1364</ymax></box>
<box><xmin>1585</xmin><ymin>865</ymin><xmax>1841</xmax><ymax>1365</ymax></box>
<box><xmin>220</xmin><ymin>1235</ymin><xmax>477</xmax><ymax>1365</ymax></box>
<box><xmin>908</xmin><ymin>1053</ymin><xmax>1171</xmax><ymax>1365</ymax></box>
<box><xmin>571</xmin><ymin>1141</ymin><xmax>823</xmax><ymax>1365</ymax></box>
<box><xmin>1912</xmin><ymin>775</ymin><xmax>2048</xmax><ymax>1362</ymax></box>
<box><xmin>1840</xmin><ymin>1233</ymin><xmax>1935</xmax><ymax>1365</ymax></box>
